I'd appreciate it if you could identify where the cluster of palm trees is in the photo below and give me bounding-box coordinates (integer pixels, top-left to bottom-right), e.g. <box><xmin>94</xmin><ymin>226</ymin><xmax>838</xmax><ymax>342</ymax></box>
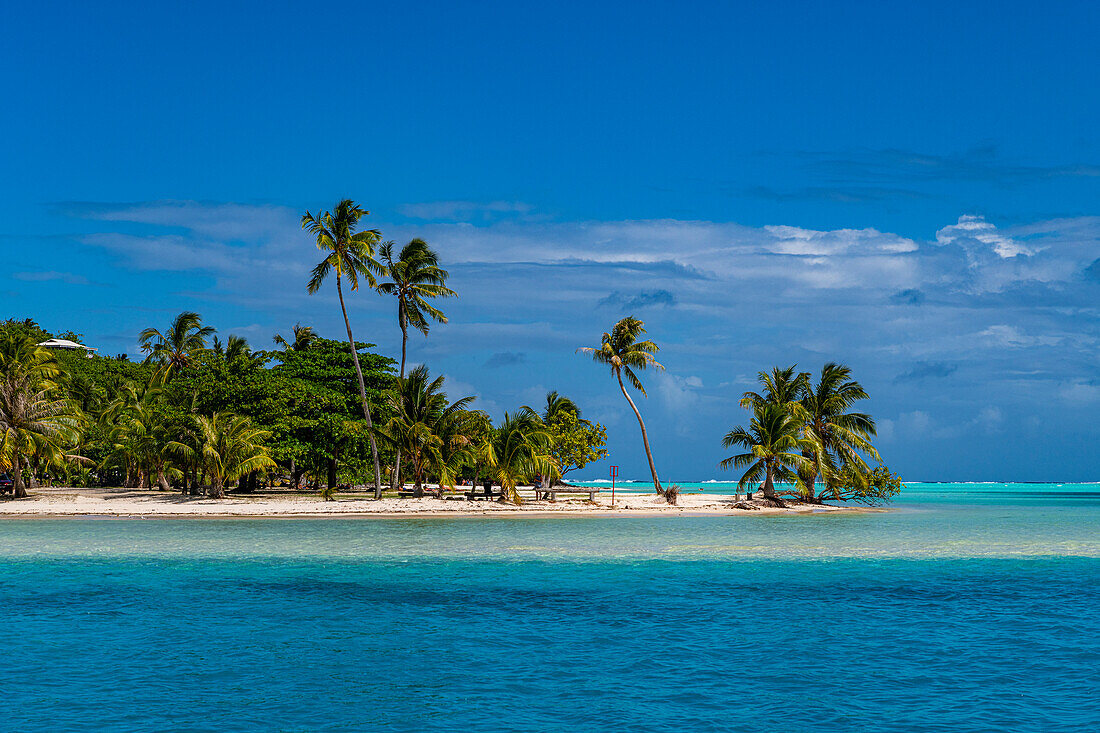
<box><xmin>3</xmin><ymin>196</ymin><xmax>891</xmax><ymax>507</ymax></box>
<box><xmin>721</xmin><ymin>363</ymin><xmax>881</xmax><ymax>503</ymax></box>
<box><xmin>301</xmin><ymin>201</ymin><xmax>574</xmax><ymax>503</ymax></box>
<box><xmin>302</xmin><ymin>200</ymin><xmax>455</xmax><ymax>499</ymax></box>
<box><xmin>0</xmin><ymin>335</ymin><xmax>82</xmax><ymax>497</ymax></box>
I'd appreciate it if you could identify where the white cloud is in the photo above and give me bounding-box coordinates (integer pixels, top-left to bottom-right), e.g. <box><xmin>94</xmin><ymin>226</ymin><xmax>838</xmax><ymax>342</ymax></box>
<box><xmin>936</xmin><ymin>214</ymin><xmax>1034</xmax><ymax>258</ymax></box>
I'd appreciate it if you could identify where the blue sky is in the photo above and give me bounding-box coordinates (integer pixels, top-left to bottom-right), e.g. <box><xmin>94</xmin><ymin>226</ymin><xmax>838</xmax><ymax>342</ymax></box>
<box><xmin>3</xmin><ymin>1</ymin><xmax>1100</xmax><ymax>480</ymax></box>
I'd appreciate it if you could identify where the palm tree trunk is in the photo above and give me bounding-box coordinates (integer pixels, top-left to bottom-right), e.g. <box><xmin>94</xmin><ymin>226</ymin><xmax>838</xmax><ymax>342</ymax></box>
<box><xmin>335</xmin><ymin>275</ymin><xmax>384</xmax><ymax>499</ymax></box>
<box><xmin>616</xmin><ymin>372</ymin><xmax>662</xmax><ymax>495</ymax></box>
<box><xmin>12</xmin><ymin>453</ymin><xmax>27</xmax><ymax>498</ymax></box>
<box><xmin>209</xmin><ymin>477</ymin><xmax>225</xmax><ymax>499</ymax></box>
<box><xmin>762</xmin><ymin>463</ymin><xmax>777</xmax><ymax>498</ymax></box>
<box><xmin>392</xmin><ymin>320</ymin><xmax>408</xmax><ymax>491</ymax></box>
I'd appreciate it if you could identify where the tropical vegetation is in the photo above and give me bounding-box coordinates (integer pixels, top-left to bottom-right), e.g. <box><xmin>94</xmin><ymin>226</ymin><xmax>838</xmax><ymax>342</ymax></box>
<box><xmin>0</xmin><ymin>198</ymin><xmax>901</xmax><ymax>508</ymax></box>
<box><xmin>723</xmin><ymin>363</ymin><xmax>897</xmax><ymax>505</ymax></box>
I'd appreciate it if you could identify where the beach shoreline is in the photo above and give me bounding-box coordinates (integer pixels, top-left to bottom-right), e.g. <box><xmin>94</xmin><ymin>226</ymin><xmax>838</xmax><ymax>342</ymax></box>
<box><xmin>0</xmin><ymin>486</ymin><xmax>883</xmax><ymax>518</ymax></box>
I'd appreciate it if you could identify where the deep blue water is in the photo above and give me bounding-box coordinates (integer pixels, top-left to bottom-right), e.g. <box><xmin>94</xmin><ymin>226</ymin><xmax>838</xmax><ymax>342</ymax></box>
<box><xmin>2</xmin><ymin>484</ymin><xmax>1099</xmax><ymax>731</ymax></box>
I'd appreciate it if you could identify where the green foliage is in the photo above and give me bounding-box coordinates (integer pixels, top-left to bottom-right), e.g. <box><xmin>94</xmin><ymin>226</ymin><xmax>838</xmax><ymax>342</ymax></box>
<box><xmin>545</xmin><ymin>412</ymin><xmax>608</xmax><ymax>478</ymax></box>
<box><xmin>375</xmin><ymin>365</ymin><xmax>475</xmax><ymax>491</ymax></box>
<box><xmin>0</xmin><ymin>335</ymin><xmax>83</xmax><ymax>497</ymax></box>
<box><xmin>722</xmin><ymin>362</ymin><xmax>893</xmax><ymax>504</ymax></box>
<box><xmin>831</xmin><ymin>464</ymin><xmax>902</xmax><ymax>506</ymax></box>
<box><xmin>487</xmin><ymin>408</ymin><xmax>559</xmax><ymax>504</ymax></box>
<box><xmin>720</xmin><ymin>403</ymin><xmax>810</xmax><ymax>498</ymax></box>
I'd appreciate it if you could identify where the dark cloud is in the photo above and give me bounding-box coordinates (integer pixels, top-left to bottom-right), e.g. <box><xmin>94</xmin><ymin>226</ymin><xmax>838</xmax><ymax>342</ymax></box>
<box><xmin>745</xmin><ymin>185</ymin><xmax>929</xmax><ymax>204</ymax></box>
<box><xmin>894</xmin><ymin>362</ymin><xmax>958</xmax><ymax>384</ymax></box>
<box><xmin>891</xmin><ymin>289</ymin><xmax>925</xmax><ymax>305</ymax></box>
<box><xmin>12</xmin><ymin>271</ymin><xmax>91</xmax><ymax>285</ymax></box>
<box><xmin>794</xmin><ymin>146</ymin><xmax>1100</xmax><ymax>184</ymax></box>
<box><xmin>484</xmin><ymin>351</ymin><xmax>527</xmax><ymax>368</ymax></box>
<box><xmin>599</xmin><ymin>289</ymin><xmax>676</xmax><ymax>309</ymax></box>
<box><xmin>1083</xmin><ymin>258</ymin><xmax>1100</xmax><ymax>282</ymax></box>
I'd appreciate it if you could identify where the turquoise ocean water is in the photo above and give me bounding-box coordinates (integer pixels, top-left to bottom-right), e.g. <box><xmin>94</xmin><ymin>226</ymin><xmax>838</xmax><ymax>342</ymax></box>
<box><xmin>1</xmin><ymin>483</ymin><xmax>1098</xmax><ymax>731</ymax></box>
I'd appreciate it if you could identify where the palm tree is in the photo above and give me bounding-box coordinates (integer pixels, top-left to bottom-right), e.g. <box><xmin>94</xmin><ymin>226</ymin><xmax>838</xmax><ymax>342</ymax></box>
<box><xmin>375</xmin><ymin>238</ymin><xmax>456</xmax><ymax>378</ymax></box>
<box><xmin>541</xmin><ymin>390</ymin><xmax>580</xmax><ymax>422</ymax></box>
<box><xmin>168</xmin><ymin>413</ymin><xmax>275</xmax><ymax>499</ymax></box>
<box><xmin>139</xmin><ymin>311</ymin><xmax>215</xmax><ymax>377</ymax></box>
<box><xmin>273</xmin><ymin>323</ymin><xmax>318</xmax><ymax>352</ymax></box>
<box><xmin>720</xmin><ymin>403</ymin><xmax>810</xmax><ymax>501</ymax></box>
<box><xmin>486</xmin><ymin>408</ymin><xmax>558</xmax><ymax>504</ymax></box>
<box><xmin>302</xmin><ymin>199</ymin><xmax>386</xmax><ymax>498</ymax></box>
<box><xmin>578</xmin><ymin>316</ymin><xmax>664</xmax><ymax>495</ymax></box>
<box><xmin>375</xmin><ymin>366</ymin><xmax>475</xmax><ymax>495</ymax></box>
<box><xmin>794</xmin><ymin>363</ymin><xmax>880</xmax><ymax>501</ymax></box>
<box><xmin>739</xmin><ymin>365</ymin><xmax>809</xmax><ymax>412</ymax></box>
<box><xmin>374</xmin><ymin>238</ymin><xmax>455</xmax><ymax>491</ymax></box>
<box><xmin>0</xmin><ymin>335</ymin><xmax>82</xmax><ymax>497</ymax></box>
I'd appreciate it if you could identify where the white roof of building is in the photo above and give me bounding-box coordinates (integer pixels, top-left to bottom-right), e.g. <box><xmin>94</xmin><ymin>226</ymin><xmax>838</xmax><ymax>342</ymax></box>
<box><xmin>37</xmin><ymin>339</ymin><xmax>97</xmax><ymax>351</ymax></box>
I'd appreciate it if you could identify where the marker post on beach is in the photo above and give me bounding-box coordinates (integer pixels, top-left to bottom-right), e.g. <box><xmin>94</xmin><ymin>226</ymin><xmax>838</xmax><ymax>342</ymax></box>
<box><xmin>610</xmin><ymin>465</ymin><xmax>619</xmax><ymax>507</ymax></box>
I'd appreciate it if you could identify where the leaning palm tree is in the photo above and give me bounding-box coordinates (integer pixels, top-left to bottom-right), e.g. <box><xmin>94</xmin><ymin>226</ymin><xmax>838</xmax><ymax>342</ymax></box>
<box><xmin>302</xmin><ymin>199</ymin><xmax>386</xmax><ymax>498</ymax></box>
<box><xmin>0</xmin><ymin>335</ymin><xmax>83</xmax><ymax>497</ymax></box>
<box><xmin>485</xmin><ymin>408</ymin><xmax>559</xmax><ymax>504</ymax></box>
<box><xmin>168</xmin><ymin>413</ymin><xmax>275</xmax><ymax>499</ymax></box>
<box><xmin>720</xmin><ymin>403</ymin><xmax>810</xmax><ymax>501</ymax></box>
<box><xmin>139</xmin><ymin>311</ymin><xmax>215</xmax><ymax>377</ymax></box>
<box><xmin>272</xmin><ymin>323</ymin><xmax>318</xmax><ymax>352</ymax></box>
<box><xmin>794</xmin><ymin>363</ymin><xmax>880</xmax><ymax>501</ymax></box>
<box><xmin>578</xmin><ymin>316</ymin><xmax>664</xmax><ymax>495</ymax></box>
<box><xmin>375</xmin><ymin>238</ymin><xmax>456</xmax><ymax>378</ymax></box>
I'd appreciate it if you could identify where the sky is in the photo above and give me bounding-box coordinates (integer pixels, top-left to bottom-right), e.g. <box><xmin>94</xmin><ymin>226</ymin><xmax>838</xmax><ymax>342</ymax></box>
<box><xmin>2</xmin><ymin>1</ymin><xmax>1099</xmax><ymax>481</ymax></box>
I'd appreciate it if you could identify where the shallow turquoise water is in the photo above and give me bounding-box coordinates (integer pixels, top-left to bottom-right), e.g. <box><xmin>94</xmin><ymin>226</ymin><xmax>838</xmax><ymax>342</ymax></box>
<box><xmin>1</xmin><ymin>484</ymin><xmax>1098</xmax><ymax>731</ymax></box>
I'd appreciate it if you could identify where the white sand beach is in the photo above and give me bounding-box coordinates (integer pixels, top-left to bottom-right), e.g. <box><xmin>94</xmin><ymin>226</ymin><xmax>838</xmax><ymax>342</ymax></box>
<box><xmin>0</xmin><ymin>486</ymin><xmax>875</xmax><ymax>518</ymax></box>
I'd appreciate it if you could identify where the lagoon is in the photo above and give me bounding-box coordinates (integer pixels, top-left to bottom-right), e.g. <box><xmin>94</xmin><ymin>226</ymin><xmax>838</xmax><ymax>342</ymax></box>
<box><xmin>1</xmin><ymin>483</ymin><xmax>1098</xmax><ymax>731</ymax></box>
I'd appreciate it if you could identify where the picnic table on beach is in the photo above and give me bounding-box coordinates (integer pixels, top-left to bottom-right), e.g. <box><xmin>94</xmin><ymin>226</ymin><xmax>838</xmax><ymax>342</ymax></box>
<box><xmin>465</xmin><ymin>483</ymin><xmax>502</xmax><ymax>501</ymax></box>
<box><xmin>534</xmin><ymin>486</ymin><xmax>602</xmax><ymax>502</ymax></box>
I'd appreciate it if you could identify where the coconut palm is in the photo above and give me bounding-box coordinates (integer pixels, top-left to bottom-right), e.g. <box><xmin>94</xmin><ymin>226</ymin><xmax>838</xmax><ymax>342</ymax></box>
<box><xmin>720</xmin><ymin>403</ymin><xmax>810</xmax><ymax>500</ymax></box>
<box><xmin>375</xmin><ymin>366</ymin><xmax>475</xmax><ymax>495</ymax></box>
<box><xmin>739</xmin><ymin>365</ymin><xmax>809</xmax><ymax>411</ymax></box>
<box><xmin>578</xmin><ymin>316</ymin><xmax>664</xmax><ymax>495</ymax></box>
<box><xmin>541</xmin><ymin>390</ymin><xmax>580</xmax><ymax>422</ymax></box>
<box><xmin>375</xmin><ymin>238</ymin><xmax>455</xmax><ymax>378</ymax></box>
<box><xmin>168</xmin><ymin>413</ymin><xmax>275</xmax><ymax>499</ymax></box>
<box><xmin>272</xmin><ymin>323</ymin><xmax>318</xmax><ymax>352</ymax></box>
<box><xmin>485</xmin><ymin>408</ymin><xmax>558</xmax><ymax>504</ymax></box>
<box><xmin>302</xmin><ymin>199</ymin><xmax>386</xmax><ymax>498</ymax></box>
<box><xmin>794</xmin><ymin>363</ymin><xmax>879</xmax><ymax>501</ymax></box>
<box><xmin>374</xmin><ymin>238</ymin><xmax>455</xmax><ymax>490</ymax></box>
<box><xmin>0</xmin><ymin>335</ymin><xmax>82</xmax><ymax>497</ymax></box>
<box><xmin>139</xmin><ymin>311</ymin><xmax>215</xmax><ymax>377</ymax></box>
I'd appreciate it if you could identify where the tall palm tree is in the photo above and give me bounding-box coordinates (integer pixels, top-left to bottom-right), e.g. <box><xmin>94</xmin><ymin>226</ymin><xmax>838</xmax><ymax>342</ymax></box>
<box><xmin>375</xmin><ymin>238</ymin><xmax>456</xmax><ymax>378</ymax></box>
<box><xmin>374</xmin><ymin>238</ymin><xmax>455</xmax><ymax>490</ymax></box>
<box><xmin>720</xmin><ymin>403</ymin><xmax>810</xmax><ymax>500</ymax></box>
<box><xmin>486</xmin><ymin>408</ymin><xmax>558</xmax><ymax>504</ymax></box>
<box><xmin>139</xmin><ymin>311</ymin><xmax>215</xmax><ymax>377</ymax></box>
<box><xmin>0</xmin><ymin>335</ymin><xmax>82</xmax><ymax>497</ymax></box>
<box><xmin>794</xmin><ymin>363</ymin><xmax>879</xmax><ymax>501</ymax></box>
<box><xmin>578</xmin><ymin>316</ymin><xmax>664</xmax><ymax>495</ymax></box>
<box><xmin>739</xmin><ymin>365</ymin><xmax>809</xmax><ymax>411</ymax></box>
<box><xmin>272</xmin><ymin>323</ymin><xmax>318</xmax><ymax>352</ymax></box>
<box><xmin>168</xmin><ymin>413</ymin><xmax>275</xmax><ymax>499</ymax></box>
<box><xmin>302</xmin><ymin>199</ymin><xmax>386</xmax><ymax>498</ymax></box>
